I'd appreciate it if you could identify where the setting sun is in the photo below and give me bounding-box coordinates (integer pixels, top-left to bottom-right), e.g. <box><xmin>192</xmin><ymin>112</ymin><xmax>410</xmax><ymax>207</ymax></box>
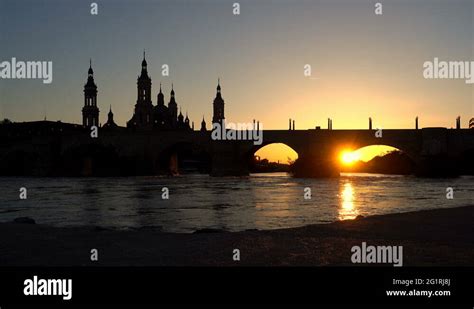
<box><xmin>340</xmin><ymin>150</ymin><xmax>361</xmax><ymax>165</ymax></box>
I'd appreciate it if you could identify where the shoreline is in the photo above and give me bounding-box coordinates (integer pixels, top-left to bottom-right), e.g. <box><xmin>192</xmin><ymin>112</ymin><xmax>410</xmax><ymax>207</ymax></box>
<box><xmin>0</xmin><ymin>205</ymin><xmax>473</xmax><ymax>266</ymax></box>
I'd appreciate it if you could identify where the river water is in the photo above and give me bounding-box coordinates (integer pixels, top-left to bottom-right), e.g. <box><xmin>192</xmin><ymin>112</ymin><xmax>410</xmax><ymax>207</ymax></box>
<box><xmin>0</xmin><ymin>173</ymin><xmax>472</xmax><ymax>233</ymax></box>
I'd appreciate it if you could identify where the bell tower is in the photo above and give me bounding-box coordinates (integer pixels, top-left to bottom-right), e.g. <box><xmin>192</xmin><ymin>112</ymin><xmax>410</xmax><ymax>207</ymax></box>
<box><xmin>82</xmin><ymin>59</ymin><xmax>99</xmax><ymax>127</ymax></box>
<box><xmin>132</xmin><ymin>50</ymin><xmax>153</xmax><ymax>128</ymax></box>
<box><xmin>212</xmin><ymin>78</ymin><xmax>225</xmax><ymax>125</ymax></box>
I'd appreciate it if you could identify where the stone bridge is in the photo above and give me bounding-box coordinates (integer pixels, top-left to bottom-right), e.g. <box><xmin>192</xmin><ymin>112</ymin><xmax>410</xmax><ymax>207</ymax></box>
<box><xmin>211</xmin><ymin>128</ymin><xmax>474</xmax><ymax>177</ymax></box>
<box><xmin>1</xmin><ymin>124</ymin><xmax>473</xmax><ymax>177</ymax></box>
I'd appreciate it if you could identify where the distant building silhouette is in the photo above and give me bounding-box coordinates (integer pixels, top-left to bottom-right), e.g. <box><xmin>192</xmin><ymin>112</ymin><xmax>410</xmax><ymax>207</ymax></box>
<box><xmin>127</xmin><ymin>52</ymin><xmax>153</xmax><ymax>129</ymax></box>
<box><xmin>77</xmin><ymin>54</ymin><xmax>242</xmax><ymax>131</ymax></box>
<box><xmin>126</xmin><ymin>52</ymin><xmax>192</xmax><ymax>131</ymax></box>
<box><xmin>185</xmin><ymin>112</ymin><xmax>190</xmax><ymax>128</ymax></box>
<box><xmin>82</xmin><ymin>60</ymin><xmax>99</xmax><ymax>128</ymax></box>
<box><xmin>153</xmin><ymin>83</ymin><xmax>171</xmax><ymax>129</ymax></box>
<box><xmin>212</xmin><ymin>79</ymin><xmax>225</xmax><ymax>125</ymax></box>
<box><xmin>167</xmin><ymin>84</ymin><xmax>179</xmax><ymax>128</ymax></box>
<box><xmin>103</xmin><ymin>105</ymin><xmax>118</xmax><ymax>129</ymax></box>
<box><xmin>470</xmin><ymin>118</ymin><xmax>474</xmax><ymax>129</ymax></box>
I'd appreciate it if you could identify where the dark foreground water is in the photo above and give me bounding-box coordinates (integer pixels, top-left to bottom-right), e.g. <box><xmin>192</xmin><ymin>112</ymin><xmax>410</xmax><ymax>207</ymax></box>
<box><xmin>0</xmin><ymin>173</ymin><xmax>472</xmax><ymax>233</ymax></box>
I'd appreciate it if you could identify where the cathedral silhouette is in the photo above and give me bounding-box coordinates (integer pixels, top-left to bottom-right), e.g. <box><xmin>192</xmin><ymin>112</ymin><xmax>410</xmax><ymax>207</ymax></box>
<box><xmin>81</xmin><ymin>52</ymin><xmax>225</xmax><ymax>132</ymax></box>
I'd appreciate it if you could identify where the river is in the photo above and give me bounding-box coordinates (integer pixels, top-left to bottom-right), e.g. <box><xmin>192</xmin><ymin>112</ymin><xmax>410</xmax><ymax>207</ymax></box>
<box><xmin>0</xmin><ymin>173</ymin><xmax>472</xmax><ymax>233</ymax></box>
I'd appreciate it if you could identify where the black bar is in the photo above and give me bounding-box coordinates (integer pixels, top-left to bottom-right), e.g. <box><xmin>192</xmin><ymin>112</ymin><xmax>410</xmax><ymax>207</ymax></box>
<box><xmin>0</xmin><ymin>267</ymin><xmax>472</xmax><ymax>306</ymax></box>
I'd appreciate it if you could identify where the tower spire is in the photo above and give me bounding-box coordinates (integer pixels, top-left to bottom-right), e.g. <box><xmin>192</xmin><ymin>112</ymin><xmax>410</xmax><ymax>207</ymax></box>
<box><xmin>104</xmin><ymin>104</ymin><xmax>117</xmax><ymax>128</ymax></box>
<box><xmin>141</xmin><ymin>49</ymin><xmax>147</xmax><ymax>69</ymax></box>
<box><xmin>201</xmin><ymin>115</ymin><xmax>207</xmax><ymax>131</ymax></box>
<box><xmin>88</xmin><ymin>58</ymin><xmax>93</xmax><ymax>76</ymax></box>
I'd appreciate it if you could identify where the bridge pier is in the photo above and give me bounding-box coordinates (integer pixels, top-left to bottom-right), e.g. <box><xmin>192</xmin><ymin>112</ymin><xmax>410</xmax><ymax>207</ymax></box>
<box><xmin>415</xmin><ymin>156</ymin><xmax>460</xmax><ymax>177</ymax></box>
<box><xmin>415</xmin><ymin>128</ymin><xmax>461</xmax><ymax>177</ymax></box>
<box><xmin>210</xmin><ymin>141</ymin><xmax>250</xmax><ymax>176</ymax></box>
<box><xmin>290</xmin><ymin>152</ymin><xmax>340</xmax><ymax>178</ymax></box>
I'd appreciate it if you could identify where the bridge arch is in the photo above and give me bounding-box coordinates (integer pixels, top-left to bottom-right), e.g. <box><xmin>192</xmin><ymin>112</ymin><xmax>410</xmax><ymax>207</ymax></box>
<box><xmin>247</xmin><ymin>142</ymin><xmax>299</xmax><ymax>173</ymax></box>
<box><xmin>0</xmin><ymin>150</ymin><xmax>43</xmax><ymax>176</ymax></box>
<box><xmin>157</xmin><ymin>141</ymin><xmax>211</xmax><ymax>175</ymax></box>
<box><xmin>252</xmin><ymin>142</ymin><xmax>299</xmax><ymax>162</ymax></box>
<box><xmin>339</xmin><ymin>145</ymin><xmax>416</xmax><ymax>174</ymax></box>
<box><xmin>59</xmin><ymin>143</ymin><xmax>121</xmax><ymax>176</ymax></box>
<box><xmin>329</xmin><ymin>138</ymin><xmax>420</xmax><ymax>165</ymax></box>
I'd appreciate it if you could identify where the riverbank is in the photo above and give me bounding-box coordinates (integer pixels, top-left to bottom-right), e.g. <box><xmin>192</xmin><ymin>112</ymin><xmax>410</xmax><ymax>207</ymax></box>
<box><xmin>0</xmin><ymin>205</ymin><xmax>473</xmax><ymax>266</ymax></box>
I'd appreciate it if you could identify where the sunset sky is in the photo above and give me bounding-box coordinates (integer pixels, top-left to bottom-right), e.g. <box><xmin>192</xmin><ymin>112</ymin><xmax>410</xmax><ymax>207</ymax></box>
<box><xmin>1</xmin><ymin>0</ymin><xmax>473</xmax><ymax>162</ymax></box>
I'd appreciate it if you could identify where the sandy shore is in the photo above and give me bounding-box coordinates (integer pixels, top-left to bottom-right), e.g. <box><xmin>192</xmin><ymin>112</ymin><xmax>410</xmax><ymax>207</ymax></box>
<box><xmin>0</xmin><ymin>206</ymin><xmax>473</xmax><ymax>266</ymax></box>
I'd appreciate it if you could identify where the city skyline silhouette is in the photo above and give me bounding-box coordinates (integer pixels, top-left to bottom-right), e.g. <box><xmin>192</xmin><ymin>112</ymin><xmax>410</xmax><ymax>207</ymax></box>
<box><xmin>1</xmin><ymin>0</ymin><xmax>472</xmax><ymax>130</ymax></box>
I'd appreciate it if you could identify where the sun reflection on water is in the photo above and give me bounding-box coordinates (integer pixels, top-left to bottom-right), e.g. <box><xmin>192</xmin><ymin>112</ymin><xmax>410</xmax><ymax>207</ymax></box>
<box><xmin>339</xmin><ymin>182</ymin><xmax>359</xmax><ymax>220</ymax></box>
